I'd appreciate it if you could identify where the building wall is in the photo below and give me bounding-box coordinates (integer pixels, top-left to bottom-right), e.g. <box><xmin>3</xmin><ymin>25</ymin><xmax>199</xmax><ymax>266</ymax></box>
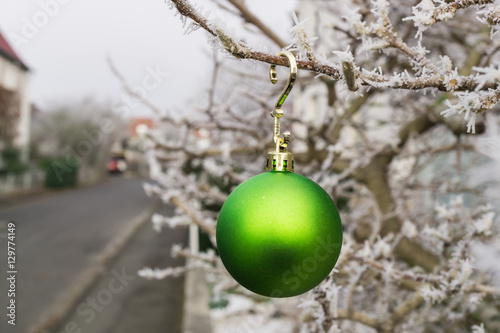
<box><xmin>292</xmin><ymin>1</ymin><xmax>398</xmax><ymax>153</ymax></box>
<box><xmin>0</xmin><ymin>55</ymin><xmax>30</xmax><ymax>159</ymax></box>
<box><xmin>291</xmin><ymin>1</ymin><xmax>340</xmax><ymax>153</ymax></box>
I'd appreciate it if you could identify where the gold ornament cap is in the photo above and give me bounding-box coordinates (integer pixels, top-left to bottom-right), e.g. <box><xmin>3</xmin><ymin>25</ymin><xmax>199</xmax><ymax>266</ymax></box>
<box><xmin>266</xmin><ymin>151</ymin><xmax>294</xmax><ymax>172</ymax></box>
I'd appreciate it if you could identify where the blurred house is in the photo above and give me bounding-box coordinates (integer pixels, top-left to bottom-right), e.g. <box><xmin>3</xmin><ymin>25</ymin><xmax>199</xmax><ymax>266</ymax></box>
<box><xmin>0</xmin><ymin>29</ymin><xmax>30</xmax><ymax>161</ymax></box>
<box><xmin>192</xmin><ymin>127</ymin><xmax>211</xmax><ymax>150</ymax></box>
<box><xmin>111</xmin><ymin>117</ymin><xmax>155</xmax><ymax>176</ymax></box>
<box><xmin>128</xmin><ymin>117</ymin><xmax>154</xmax><ymax>142</ymax></box>
<box><xmin>124</xmin><ymin>117</ymin><xmax>154</xmax><ymax>155</ymax></box>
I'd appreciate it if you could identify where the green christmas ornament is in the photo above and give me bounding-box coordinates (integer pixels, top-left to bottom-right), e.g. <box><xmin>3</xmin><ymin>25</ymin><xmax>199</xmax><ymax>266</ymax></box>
<box><xmin>216</xmin><ymin>51</ymin><xmax>343</xmax><ymax>298</ymax></box>
<box><xmin>217</xmin><ymin>171</ymin><xmax>342</xmax><ymax>297</ymax></box>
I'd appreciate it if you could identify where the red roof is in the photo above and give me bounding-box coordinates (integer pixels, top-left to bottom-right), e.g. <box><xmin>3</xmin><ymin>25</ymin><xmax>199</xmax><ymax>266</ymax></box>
<box><xmin>129</xmin><ymin>118</ymin><xmax>155</xmax><ymax>136</ymax></box>
<box><xmin>0</xmin><ymin>30</ymin><xmax>28</xmax><ymax>71</ymax></box>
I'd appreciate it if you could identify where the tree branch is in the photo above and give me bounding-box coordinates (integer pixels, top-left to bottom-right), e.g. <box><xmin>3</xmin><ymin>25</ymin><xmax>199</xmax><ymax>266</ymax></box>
<box><xmin>170</xmin><ymin>0</ymin><xmax>217</xmax><ymax>36</ymax></box>
<box><xmin>334</xmin><ymin>309</ymin><xmax>380</xmax><ymax>330</ymax></box>
<box><xmin>169</xmin><ymin>0</ymin><xmax>499</xmax><ymax>95</ymax></box>
<box><xmin>225</xmin><ymin>0</ymin><xmax>287</xmax><ymax>48</ymax></box>
<box><xmin>385</xmin><ymin>292</ymin><xmax>424</xmax><ymax>331</ymax></box>
<box><xmin>430</xmin><ymin>0</ymin><xmax>494</xmax><ymax>25</ymax></box>
<box><xmin>171</xmin><ymin>196</ymin><xmax>216</xmax><ymax>237</ymax></box>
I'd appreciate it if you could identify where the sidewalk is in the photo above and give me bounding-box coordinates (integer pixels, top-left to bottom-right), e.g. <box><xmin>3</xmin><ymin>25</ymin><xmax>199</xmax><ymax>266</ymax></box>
<box><xmin>182</xmin><ymin>265</ymin><xmax>212</xmax><ymax>333</ymax></box>
<box><xmin>0</xmin><ymin>177</ymin><xmax>111</xmax><ymax>210</ymax></box>
<box><xmin>0</xmin><ymin>186</ymin><xmax>50</xmax><ymax>209</ymax></box>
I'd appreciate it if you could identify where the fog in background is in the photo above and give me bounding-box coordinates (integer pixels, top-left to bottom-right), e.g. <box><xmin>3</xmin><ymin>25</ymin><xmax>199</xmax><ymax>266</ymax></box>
<box><xmin>0</xmin><ymin>0</ymin><xmax>298</xmax><ymax>114</ymax></box>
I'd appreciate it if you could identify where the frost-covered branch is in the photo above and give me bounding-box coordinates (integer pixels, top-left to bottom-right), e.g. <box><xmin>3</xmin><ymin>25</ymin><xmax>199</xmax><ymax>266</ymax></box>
<box><xmin>138</xmin><ymin>266</ymin><xmax>192</xmax><ymax>279</ymax></box>
<box><xmin>334</xmin><ymin>309</ymin><xmax>380</xmax><ymax>329</ymax></box>
<box><xmin>406</xmin><ymin>0</ymin><xmax>494</xmax><ymax>36</ymax></box>
<box><xmin>169</xmin><ymin>0</ymin><xmax>500</xmax><ymax>96</ymax></box>
<box><xmin>478</xmin><ymin>5</ymin><xmax>500</xmax><ymax>30</ymax></box>
<box><xmin>172</xmin><ymin>196</ymin><xmax>215</xmax><ymax>237</ymax></box>
<box><xmin>144</xmin><ymin>183</ymin><xmax>217</xmax><ymax>237</ymax></box>
<box><xmin>168</xmin><ymin>0</ymin><xmax>217</xmax><ymax>36</ymax></box>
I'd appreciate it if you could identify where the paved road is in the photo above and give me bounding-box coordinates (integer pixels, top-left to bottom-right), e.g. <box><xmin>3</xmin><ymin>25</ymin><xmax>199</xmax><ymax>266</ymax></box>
<box><xmin>57</xmin><ymin>204</ymin><xmax>186</xmax><ymax>333</ymax></box>
<box><xmin>0</xmin><ymin>177</ymin><xmax>186</xmax><ymax>333</ymax></box>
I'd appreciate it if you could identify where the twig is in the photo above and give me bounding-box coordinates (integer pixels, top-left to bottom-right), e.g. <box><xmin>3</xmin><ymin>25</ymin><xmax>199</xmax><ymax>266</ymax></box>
<box><xmin>171</xmin><ymin>196</ymin><xmax>216</xmax><ymax>237</ymax></box>
<box><xmin>468</xmin><ymin>283</ymin><xmax>500</xmax><ymax>296</ymax></box>
<box><xmin>334</xmin><ymin>309</ymin><xmax>380</xmax><ymax>330</ymax></box>
<box><xmin>107</xmin><ymin>56</ymin><xmax>164</xmax><ymax>115</ymax></box>
<box><xmin>429</xmin><ymin>0</ymin><xmax>494</xmax><ymax>25</ymax></box>
<box><xmin>385</xmin><ymin>292</ymin><xmax>424</xmax><ymax>331</ymax></box>
<box><xmin>226</xmin><ymin>0</ymin><xmax>287</xmax><ymax>48</ymax></box>
<box><xmin>174</xmin><ymin>247</ymin><xmax>218</xmax><ymax>264</ymax></box>
<box><xmin>352</xmin><ymin>257</ymin><xmax>440</xmax><ymax>285</ymax></box>
<box><xmin>170</xmin><ymin>0</ymin><xmax>217</xmax><ymax>36</ymax></box>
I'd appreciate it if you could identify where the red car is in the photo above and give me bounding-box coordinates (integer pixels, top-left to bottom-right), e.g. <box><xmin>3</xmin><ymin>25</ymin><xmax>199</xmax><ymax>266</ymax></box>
<box><xmin>107</xmin><ymin>156</ymin><xmax>127</xmax><ymax>174</ymax></box>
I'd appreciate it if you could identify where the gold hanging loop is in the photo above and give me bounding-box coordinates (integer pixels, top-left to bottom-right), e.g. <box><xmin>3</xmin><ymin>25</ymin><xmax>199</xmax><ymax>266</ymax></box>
<box><xmin>269</xmin><ymin>51</ymin><xmax>297</xmax><ymax>111</ymax></box>
<box><xmin>266</xmin><ymin>51</ymin><xmax>297</xmax><ymax>172</ymax></box>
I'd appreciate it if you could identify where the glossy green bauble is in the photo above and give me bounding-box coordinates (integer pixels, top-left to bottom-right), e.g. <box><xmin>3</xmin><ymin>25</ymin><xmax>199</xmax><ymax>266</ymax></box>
<box><xmin>216</xmin><ymin>171</ymin><xmax>342</xmax><ymax>298</ymax></box>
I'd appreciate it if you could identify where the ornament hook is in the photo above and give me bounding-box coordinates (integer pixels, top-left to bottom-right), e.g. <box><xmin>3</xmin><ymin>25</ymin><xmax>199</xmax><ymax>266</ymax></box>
<box><xmin>266</xmin><ymin>51</ymin><xmax>297</xmax><ymax>172</ymax></box>
<box><xmin>269</xmin><ymin>51</ymin><xmax>297</xmax><ymax>111</ymax></box>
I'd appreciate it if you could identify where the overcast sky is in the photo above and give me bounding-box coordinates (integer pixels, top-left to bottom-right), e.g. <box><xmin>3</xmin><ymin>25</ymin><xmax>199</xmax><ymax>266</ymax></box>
<box><xmin>0</xmin><ymin>0</ymin><xmax>297</xmax><ymax>116</ymax></box>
